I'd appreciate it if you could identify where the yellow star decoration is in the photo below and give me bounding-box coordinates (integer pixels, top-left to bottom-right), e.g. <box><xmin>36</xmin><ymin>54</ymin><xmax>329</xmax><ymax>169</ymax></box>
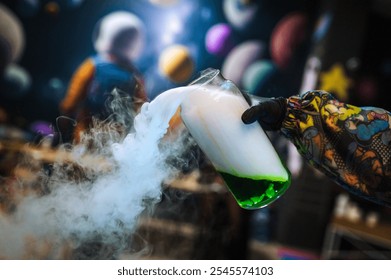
<box><xmin>319</xmin><ymin>63</ymin><xmax>352</xmax><ymax>101</ymax></box>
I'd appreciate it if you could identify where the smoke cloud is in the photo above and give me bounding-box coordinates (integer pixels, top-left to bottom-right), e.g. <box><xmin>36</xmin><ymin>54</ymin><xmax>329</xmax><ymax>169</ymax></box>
<box><xmin>0</xmin><ymin>88</ymin><xmax>192</xmax><ymax>259</ymax></box>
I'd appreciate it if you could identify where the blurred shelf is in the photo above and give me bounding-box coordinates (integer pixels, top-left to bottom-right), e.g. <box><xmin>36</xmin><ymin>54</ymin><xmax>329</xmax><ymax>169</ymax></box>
<box><xmin>248</xmin><ymin>240</ymin><xmax>319</xmax><ymax>260</ymax></box>
<box><xmin>322</xmin><ymin>216</ymin><xmax>391</xmax><ymax>259</ymax></box>
<box><xmin>165</xmin><ymin>171</ymin><xmax>226</xmax><ymax>194</ymax></box>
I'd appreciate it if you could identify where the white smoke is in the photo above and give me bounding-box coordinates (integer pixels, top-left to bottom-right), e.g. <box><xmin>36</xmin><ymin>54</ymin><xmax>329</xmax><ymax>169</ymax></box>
<box><xmin>0</xmin><ymin>88</ymin><xmax>191</xmax><ymax>259</ymax></box>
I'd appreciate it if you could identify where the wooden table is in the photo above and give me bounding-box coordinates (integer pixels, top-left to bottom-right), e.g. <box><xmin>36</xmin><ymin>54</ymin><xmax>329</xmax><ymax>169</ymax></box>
<box><xmin>322</xmin><ymin>216</ymin><xmax>391</xmax><ymax>259</ymax></box>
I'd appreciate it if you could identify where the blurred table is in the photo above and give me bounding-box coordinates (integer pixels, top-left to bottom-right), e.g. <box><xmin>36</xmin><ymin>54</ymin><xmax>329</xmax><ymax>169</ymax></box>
<box><xmin>128</xmin><ymin>171</ymin><xmax>252</xmax><ymax>260</ymax></box>
<box><xmin>322</xmin><ymin>216</ymin><xmax>391</xmax><ymax>259</ymax></box>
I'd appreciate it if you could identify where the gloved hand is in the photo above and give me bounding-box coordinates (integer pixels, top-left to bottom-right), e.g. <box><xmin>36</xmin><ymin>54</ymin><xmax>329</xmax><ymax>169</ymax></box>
<box><xmin>241</xmin><ymin>97</ymin><xmax>287</xmax><ymax>131</ymax></box>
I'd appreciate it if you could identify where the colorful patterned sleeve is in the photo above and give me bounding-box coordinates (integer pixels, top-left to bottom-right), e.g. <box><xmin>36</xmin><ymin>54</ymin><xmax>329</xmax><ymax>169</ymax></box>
<box><xmin>281</xmin><ymin>90</ymin><xmax>391</xmax><ymax>206</ymax></box>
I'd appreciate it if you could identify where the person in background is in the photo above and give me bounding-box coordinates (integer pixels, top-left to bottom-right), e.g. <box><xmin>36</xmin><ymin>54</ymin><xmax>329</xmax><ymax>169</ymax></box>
<box><xmin>241</xmin><ymin>90</ymin><xmax>391</xmax><ymax>207</ymax></box>
<box><xmin>59</xmin><ymin>11</ymin><xmax>147</xmax><ymax>143</ymax></box>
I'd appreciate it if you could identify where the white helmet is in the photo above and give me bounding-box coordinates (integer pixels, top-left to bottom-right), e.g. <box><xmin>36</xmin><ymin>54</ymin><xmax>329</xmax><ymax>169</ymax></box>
<box><xmin>93</xmin><ymin>11</ymin><xmax>145</xmax><ymax>61</ymax></box>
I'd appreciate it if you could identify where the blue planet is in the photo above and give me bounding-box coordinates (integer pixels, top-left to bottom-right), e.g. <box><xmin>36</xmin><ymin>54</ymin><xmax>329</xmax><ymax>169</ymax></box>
<box><xmin>242</xmin><ymin>60</ymin><xmax>277</xmax><ymax>95</ymax></box>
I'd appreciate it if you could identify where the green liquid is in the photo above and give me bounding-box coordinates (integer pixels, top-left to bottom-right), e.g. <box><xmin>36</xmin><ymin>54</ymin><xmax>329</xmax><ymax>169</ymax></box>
<box><xmin>219</xmin><ymin>172</ymin><xmax>291</xmax><ymax>210</ymax></box>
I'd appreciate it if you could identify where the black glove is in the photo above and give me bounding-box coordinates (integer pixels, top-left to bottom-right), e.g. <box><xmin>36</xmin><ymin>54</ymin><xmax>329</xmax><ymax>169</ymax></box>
<box><xmin>241</xmin><ymin>97</ymin><xmax>287</xmax><ymax>131</ymax></box>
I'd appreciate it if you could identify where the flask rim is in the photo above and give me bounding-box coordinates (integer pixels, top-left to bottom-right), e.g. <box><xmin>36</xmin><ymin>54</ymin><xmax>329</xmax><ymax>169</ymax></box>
<box><xmin>188</xmin><ymin>68</ymin><xmax>221</xmax><ymax>88</ymax></box>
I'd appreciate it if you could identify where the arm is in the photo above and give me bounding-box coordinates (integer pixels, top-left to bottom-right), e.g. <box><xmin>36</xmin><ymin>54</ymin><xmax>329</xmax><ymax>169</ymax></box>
<box><xmin>242</xmin><ymin>91</ymin><xmax>391</xmax><ymax>206</ymax></box>
<box><xmin>59</xmin><ymin>58</ymin><xmax>95</xmax><ymax>115</ymax></box>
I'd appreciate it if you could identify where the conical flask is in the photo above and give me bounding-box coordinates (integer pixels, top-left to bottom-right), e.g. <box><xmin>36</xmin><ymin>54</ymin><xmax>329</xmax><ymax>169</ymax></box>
<box><xmin>180</xmin><ymin>68</ymin><xmax>290</xmax><ymax>209</ymax></box>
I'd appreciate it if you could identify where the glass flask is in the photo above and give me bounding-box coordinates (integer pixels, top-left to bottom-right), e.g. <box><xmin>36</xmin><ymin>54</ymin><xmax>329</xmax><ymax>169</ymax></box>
<box><xmin>179</xmin><ymin>68</ymin><xmax>291</xmax><ymax>209</ymax></box>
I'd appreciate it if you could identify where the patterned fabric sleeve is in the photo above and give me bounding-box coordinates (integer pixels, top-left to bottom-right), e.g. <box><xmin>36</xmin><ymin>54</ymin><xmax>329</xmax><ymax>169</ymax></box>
<box><xmin>281</xmin><ymin>90</ymin><xmax>391</xmax><ymax>206</ymax></box>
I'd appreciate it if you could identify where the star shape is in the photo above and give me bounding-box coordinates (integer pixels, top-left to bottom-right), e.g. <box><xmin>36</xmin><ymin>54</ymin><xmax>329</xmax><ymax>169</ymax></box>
<box><xmin>319</xmin><ymin>63</ymin><xmax>352</xmax><ymax>101</ymax></box>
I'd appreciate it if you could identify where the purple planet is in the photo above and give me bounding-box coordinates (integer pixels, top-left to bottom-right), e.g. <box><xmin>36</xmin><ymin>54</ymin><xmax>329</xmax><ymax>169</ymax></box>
<box><xmin>30</xmin><ymin>121</ymin><xmax>54</xmax><ymax>136</ymax></box>
<box><xmin>205</xmin><ymin>23</ymin><xmax>235</xmax><ymax>56</ymax></box>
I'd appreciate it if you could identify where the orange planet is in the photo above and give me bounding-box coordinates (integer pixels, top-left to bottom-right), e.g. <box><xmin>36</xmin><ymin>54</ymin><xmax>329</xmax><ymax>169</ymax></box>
<box><xmin>159</xmin><ymin>45</ymin><xmax>194</xmax><ymax>83</ymax></box>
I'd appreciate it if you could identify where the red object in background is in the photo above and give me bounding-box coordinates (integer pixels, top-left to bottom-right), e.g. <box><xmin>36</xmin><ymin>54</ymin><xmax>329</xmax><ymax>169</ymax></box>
<box><xmin>270</xmin><ymin>12</ymin><xmax>308</xmax><ymax>70</ymax></box>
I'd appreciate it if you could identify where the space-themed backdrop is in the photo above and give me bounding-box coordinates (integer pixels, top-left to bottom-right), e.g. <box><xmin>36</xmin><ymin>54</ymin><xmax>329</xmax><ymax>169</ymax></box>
<box><xmin>1</xmin><ymin>0</ymin><xmax>318</xmax><ymax>133</ymax></box>
<box><xmin>2</xmin><ymin>0</ymin><xmax>390</xmax><ymax>135</ymax></box>
<box><xmin>2</xmin><ymin>0</ymin><xmax>391</xmax><ymax>139</ymax></box>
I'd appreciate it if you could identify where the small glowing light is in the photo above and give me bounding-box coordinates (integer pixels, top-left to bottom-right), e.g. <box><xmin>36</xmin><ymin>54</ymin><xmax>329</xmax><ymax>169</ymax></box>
<box><xmin>166</xmin><ymin>14</ymin><xmax>182</xmax><ymax>33</ymax></box>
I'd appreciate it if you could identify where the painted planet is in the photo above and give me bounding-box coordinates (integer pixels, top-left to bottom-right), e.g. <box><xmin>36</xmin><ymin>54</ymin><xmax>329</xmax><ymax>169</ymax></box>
<box><xmin>223</xmin><ymin>0</ymin><xmax>259</xmax><ymax>30</ymax></box>
<box><xmin>159</xmin><ymin>44</ymin><xmax>194</xmax><ymax>83</ymax></box>
<box><xmin>1</xmin><ymin>63</ymin><xmax>31</xmax><ymax>99</ymax></box>
<box><xmin>0</xmin><ymin>4</ymin><xmax>25</xmax><ymax>71</ymax></box>
<box><xmin>221</xmin><ymin>40</ymin><xmax>265</xmax><ymax>86</ymax></box>
<box><xmin>30</xmin><ymin>121</ymin><xmax>54</xmax><ymax>136</ymax></box>
<box><xmin>242</xmin><ymin>60</ymin><xmax>277</xmax><ymax>94</ymax></box>
<box><xmin>270</xmin><ymin>12</ymin><xmax>308</xmax><ymax>69</ymax></box>
<box><xmin>205</xmin><ymin>23</ymin><xmax>235</xmax><ymax>56</ymax></box>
